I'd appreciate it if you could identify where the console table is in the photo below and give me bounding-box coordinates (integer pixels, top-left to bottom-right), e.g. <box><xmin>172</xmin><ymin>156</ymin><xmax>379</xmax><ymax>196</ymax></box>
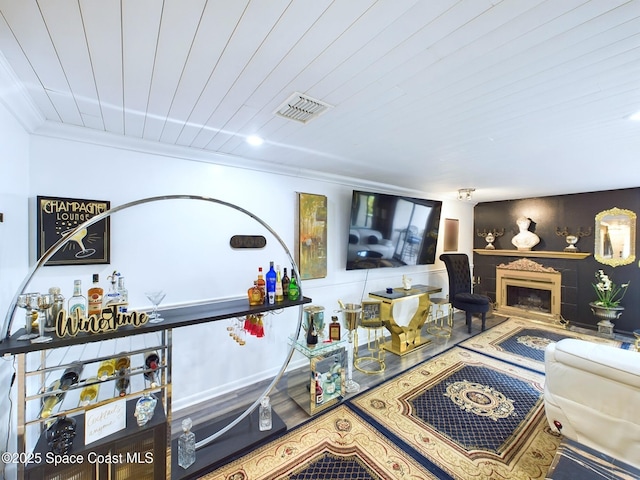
<box><xmin>368</xmin><ymin>284</ymin><xmax>442</xmax><ymax>355</ymax></box>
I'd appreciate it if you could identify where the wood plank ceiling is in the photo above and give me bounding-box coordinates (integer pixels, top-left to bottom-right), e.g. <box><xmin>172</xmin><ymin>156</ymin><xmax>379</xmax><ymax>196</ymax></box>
<box><xmin>0</xmin><ymin>0</ymin><xmax>639</xmax><ymax>201</ymax></box>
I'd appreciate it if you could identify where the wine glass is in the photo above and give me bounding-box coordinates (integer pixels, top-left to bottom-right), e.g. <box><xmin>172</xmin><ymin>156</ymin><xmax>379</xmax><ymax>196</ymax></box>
<box><xmin>32</xmin><ymin>294</ymin><xmax>53</xmax><ymax>343</ymax></box>
<box><xmin>145</xmin><ymin>290</ymin><xmax>166</xmax><ymax>324</ymax></box>
<box><xmin>16</xmin><ymin>293</ymin><xmax>39</xmax><ymax>341</ymax></box>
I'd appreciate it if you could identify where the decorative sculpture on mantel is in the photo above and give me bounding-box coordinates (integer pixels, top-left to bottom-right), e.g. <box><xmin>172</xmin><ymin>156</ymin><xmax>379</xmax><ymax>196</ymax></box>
<box><xmin>477</xmin><ymin>228</ymin><xmax>504</xmax><ymax>249</ymax></box>
<box><xmin>511</xmin><ymin>217</ymin><xmax>540</xmax><ymax>251</ymax></box>
<box><xmin>555</xmin><ymin>227</ymin><xmax>592</xmax><ymax>252</ymax></box>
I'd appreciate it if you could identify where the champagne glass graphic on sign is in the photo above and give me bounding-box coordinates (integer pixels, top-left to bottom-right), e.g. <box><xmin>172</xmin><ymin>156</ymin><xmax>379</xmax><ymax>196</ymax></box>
<box><xmin>32</xmin><ymin>293</ymin><xmax>53</xmax><ymax>343</ymax></box>
<box><xmin>145</xmin><ymin>291</ymin><xmax>166</xmax><ymax>324</ymax></box>
<box><xmin>62</xmin><ymin>227</ymin><xmax>96</xmax><ymax>258</ymax></box>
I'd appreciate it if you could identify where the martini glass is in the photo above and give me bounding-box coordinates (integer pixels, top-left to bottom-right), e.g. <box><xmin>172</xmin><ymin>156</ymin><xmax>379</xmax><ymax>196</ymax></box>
<box><xmin>145</xmin><ymin>290</ymin><xmax>166</xmax><ymax>324</ymax></box>
<box><xmin>16</xmin><ymin>293</ymin><xmax>40</xmax><ymax>341</ymax></box>
<box><xmin>32</xmin><ymin>293</ymin><xmax>53</xmax><ymax>343</ymax></box>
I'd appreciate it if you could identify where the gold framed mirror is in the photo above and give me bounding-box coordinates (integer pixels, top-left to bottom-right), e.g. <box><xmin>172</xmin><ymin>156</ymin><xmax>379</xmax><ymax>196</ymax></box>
<box><xmin>594</xmin><ymin>207</ymin><xmax>636</xmax><ymax>267</ymax></box>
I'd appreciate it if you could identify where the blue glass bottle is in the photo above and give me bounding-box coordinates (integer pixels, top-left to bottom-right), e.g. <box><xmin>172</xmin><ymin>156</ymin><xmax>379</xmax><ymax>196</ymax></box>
<box><xmin>265</xmin><ymin>261</ymin><xmax>277</xmax><ymax>305</ymax></box>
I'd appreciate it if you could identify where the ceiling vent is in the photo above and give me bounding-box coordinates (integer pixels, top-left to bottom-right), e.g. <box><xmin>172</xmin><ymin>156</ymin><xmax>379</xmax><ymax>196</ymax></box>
<box><xmin>275</xmin><ymin>92</ymin><xmax>333</xmax><ymax>124</ymax></box>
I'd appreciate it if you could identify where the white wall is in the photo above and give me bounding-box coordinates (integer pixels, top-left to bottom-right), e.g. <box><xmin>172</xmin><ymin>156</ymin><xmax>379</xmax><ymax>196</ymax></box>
<box><xmin>0</xmin><ymin>95</ymin><xmax>30</xmax><ymax>479</ymax></box>
<box><xmin>20</xmin><ymin>132</ymin><xmax>473</xmax><ymax>412</ymax></box>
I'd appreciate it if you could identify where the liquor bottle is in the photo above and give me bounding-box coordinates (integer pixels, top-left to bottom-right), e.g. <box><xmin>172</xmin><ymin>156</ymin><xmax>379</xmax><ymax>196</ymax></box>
<box><xmin>40</xmin><ymin>379</ymin><xmax>64</xmax><ymax>419</ymax></box>
<box><xmin>78</xmin><ymin>377</ymin><xmax>100</xmax><ymax>406</ymax></box>
<box><xmin>117</xmin><ymin>276</ymin><xmax>128</xmax><ymax>313</ymax></box>
<box><xmin>247</xmin><ymin>281</ymin><xmax>262</xmax><ymax>306</ymax></box>
<box><xmin>275</xmin><ymin>265</ymin><xmax>284</xmax><ymax>303</ymax></box>
<box><xmin>265</xmin><ymin>261</ymin><xmax>277</xmax><ymax>305</ymax></box>
<box><xmin>115</xmin><ymin>353</ymin><xmax>130</xmax><ymax>371</ymax></box>
<box><xmin>144</xmin><ymin>351</ymin><xmax>160</xmax><ymax>370</ymax></box>
<box><xmin>60</xmin><ymin>362</ymin><xmax>83</xmax><ymax>390</ymax></box>
<box><xmin>306</xmin><ymin>317</ymin><xmax>318</xmax><ymax>347</ymax></box>
<box><xmin>178</xmin><ymin>417</ymin><xmax>196</xmax><ymax>469</ymax></box>
<box><xmin>329</xmin><ymin>315</ymin><xmax>341</xmax><ymax>341</ymax></box>
<box><xmin>68</xmin><ymin>280</ymin><xmax>87</xmax><ymax>320</ymax></box>
<box><xmin>87</xmin><ymin>274</ymin><xmax>103</xmax><ymax>317</ymax></box>
<box><xmin>115</xmin><ymin>369</ymin><xmax>130</xmax><ymax>397</ymax></box>
<box><xmin>97</xmin><ymin>359</ymin><xmax>116</xmax><ymax>381</ymax></box>
<box><xmin>256</xmin><ymin>267</ymin><xmax>266</xmax><ymax>303</ymax></box>
<box><xmin>288</xmin><ymin>273</ymin><xmax>300</xmax><ymax>301</ymax></box>
<box><xmin>258</xmin><ymin>396</ymin><xmax>272</xmax><ymax>431</ymax></box>
<box><xmin>103</xmin><ymin>271</ymin><xmax>122</xmax><ymax>310</ymax></box>
<box><xmin>314</xmin><ymin>372</ymin><xmax>324</xmax><ymax>404</ymax></box>
<box><xmin>281</xmin><ymin>268</ymin><xmax>290</xmax><ymax>300</ymax></box>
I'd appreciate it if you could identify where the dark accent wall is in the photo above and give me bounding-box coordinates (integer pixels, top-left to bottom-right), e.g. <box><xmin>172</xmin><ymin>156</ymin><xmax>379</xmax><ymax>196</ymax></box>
<box><xmin>473</xmin><ymin>188</ymin><xmax>639</xmax><ymax>335</ymax></box>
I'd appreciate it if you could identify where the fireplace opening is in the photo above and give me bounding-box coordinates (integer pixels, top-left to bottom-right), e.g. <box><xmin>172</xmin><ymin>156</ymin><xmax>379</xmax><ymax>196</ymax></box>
<box><xmin>506</xmin><ymin>285</ymin><xmax>551</xmax><ymax>314</ymax></box>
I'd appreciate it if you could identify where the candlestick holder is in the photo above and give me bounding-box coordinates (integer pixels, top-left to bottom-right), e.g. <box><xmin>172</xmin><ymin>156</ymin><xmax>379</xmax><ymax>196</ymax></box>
<box><xmin>476</xmin><ymin>228</ymin><xmax>504</xmax><ymax>249</ymax></box>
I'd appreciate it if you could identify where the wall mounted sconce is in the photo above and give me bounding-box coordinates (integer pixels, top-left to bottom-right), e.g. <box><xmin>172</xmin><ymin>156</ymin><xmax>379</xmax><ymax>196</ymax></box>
<box><xmin>477</xmin><ymin>228</ymin><xmax>504</xmax><ymax>249</ymax></box>
<box><xmin>457</xmin><ymin>188</ymin><xmax>475</xmax><ymax>201</ymax></box>
<box><xmin>555</xmin><ymin>227</ymin><xmax>592</xmax><ymax>252</ymax></box>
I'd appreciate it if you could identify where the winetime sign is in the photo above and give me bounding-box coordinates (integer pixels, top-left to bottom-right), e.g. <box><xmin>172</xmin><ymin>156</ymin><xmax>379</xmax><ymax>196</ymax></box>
<box><xmin>37</xmin><ymin>196</ymin><xmax>110</xmax><ymax>266</ymax></box>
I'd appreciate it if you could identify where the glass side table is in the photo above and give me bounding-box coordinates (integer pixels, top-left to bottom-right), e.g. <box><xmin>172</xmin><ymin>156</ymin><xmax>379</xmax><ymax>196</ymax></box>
<box><xmin>288</xmin><ymin>336</ymin><xmax>346</xmax><ymax>416</ymax></box>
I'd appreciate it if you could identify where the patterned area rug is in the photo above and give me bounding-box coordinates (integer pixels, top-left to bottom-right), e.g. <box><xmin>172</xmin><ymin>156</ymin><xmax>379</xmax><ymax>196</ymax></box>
<box><xmin>199</xmin><ymin>404</ymin><xmax>440</xmax><ymax>479</ymax></box>
<box><xmin>458</xmin><ymin>317</ymin><xmax>629</xmax><ymax>372</ymax></box>
<box><xmin>349</xmin><ymin>347</ymin><xmax>561</xmax><ymax>480</ymax></box>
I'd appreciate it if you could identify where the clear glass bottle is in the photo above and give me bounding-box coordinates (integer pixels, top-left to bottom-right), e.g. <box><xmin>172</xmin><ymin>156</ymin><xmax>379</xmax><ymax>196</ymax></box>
<box><xmin>247</xmin><ymin>281</ymin><xmax>262</xmax><ymax>306</ymax></box>
<box><xmin>329</xmin><ymin>315</ymin><xmax>341</xmax><ymax>341</ymax></box>
<box><xmin>97</xmin><ymin>358</ymin><xmax>116</xmax><ymax>380</ymax></box>
<box><xmin>103</xmin><ymin>271</ymin><xmax>122</xmax><ymax>310</ymax></box>
<box><xmin>178</xmin><ymin>417</ymin><xmax>196</xmax><ymax>469</ymax></box>
<box><xmin>40</xmin><ymin>379</ymin><xmax>64</xmax><ymax>419</ymax></box>
<box><xmin>275</xmin><ymin>265</ymin><xmax>284</xmax><ymax>302</ymax></box>
<box><xmin>265</xmin><ymin>261</ymin><xmax>277</xmax><ymax>305</ymax></box>
<box><xmin>259</xmin><ymin>396</ymin><xmax>272</xmax><ymax>431</ymax></box>
<box><xmin>117</xmin><ymin>276</ymin><xmax>128</xmax><ymax>312</ymax></box>
<box><xmin>68</xmin><ymin>280</ymin><xmax>87</xmax><ymax>320</ymax></box>
<box><xmin>87</xmin><ymin>274</ymin><xmax>103</xmax><ymax>317</ymax></box>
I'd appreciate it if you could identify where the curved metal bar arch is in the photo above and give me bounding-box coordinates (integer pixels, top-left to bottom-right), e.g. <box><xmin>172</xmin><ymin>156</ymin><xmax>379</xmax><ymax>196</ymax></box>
<box><xmin>1</xmin><ymin>194</ymin><xmax>304</xmax><ymax>451</ymax></box>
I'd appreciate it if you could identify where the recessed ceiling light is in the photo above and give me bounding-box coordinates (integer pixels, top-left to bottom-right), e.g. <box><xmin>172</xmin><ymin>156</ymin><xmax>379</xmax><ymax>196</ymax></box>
<box><xmin>629</xmin><ymin>111</ymin><xmax>640</xmax><ymax>121</ymax></box>
<box><xmin>246</xmin><ymin>135</ymin><xmax>264</xmax><ymax>146</ymax></box>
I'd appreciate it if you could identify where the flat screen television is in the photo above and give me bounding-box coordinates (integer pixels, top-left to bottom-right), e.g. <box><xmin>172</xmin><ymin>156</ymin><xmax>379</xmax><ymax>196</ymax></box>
<box><xmin>346</xmin><ymin>190</ymin><xmax>443</xmax><ymax>270</ymax></box>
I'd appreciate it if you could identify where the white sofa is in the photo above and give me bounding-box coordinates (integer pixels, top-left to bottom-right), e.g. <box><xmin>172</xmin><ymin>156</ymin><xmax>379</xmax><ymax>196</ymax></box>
<box><xmin>544</xmin><ymin>338</ymin><xmax>640</xmax><ymax>468</ymax></box>
<box><xmin>347</xmin><ymin>228</ymin><xmax>395</xmax><ymax>261</ymax></box>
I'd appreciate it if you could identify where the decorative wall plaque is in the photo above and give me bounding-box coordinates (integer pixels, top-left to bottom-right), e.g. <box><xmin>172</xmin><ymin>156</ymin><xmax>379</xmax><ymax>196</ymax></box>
<box><xmin>37</xmin><ymin>196</ymin><xmax>110</xmax><ymax>265</ymax></box>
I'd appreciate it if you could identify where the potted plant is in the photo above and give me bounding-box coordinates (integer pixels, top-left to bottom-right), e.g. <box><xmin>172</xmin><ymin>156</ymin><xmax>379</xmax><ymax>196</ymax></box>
<box><xmin>590</xmin><ymin>269</ymin><xmax>630</xmax><ymax>323</ymax></box>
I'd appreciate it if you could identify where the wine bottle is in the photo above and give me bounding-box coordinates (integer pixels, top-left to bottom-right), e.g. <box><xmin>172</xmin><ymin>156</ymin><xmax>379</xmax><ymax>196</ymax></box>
<box><xmin>68</xmin><ymin>280</ymin><xmax>87</xmax><ymax>320</ymax></box>
<box><xmin>115</xmin><ymin>369</ymin><xmax>130</xmax><ymax>397</ymax></box>
<box><xmin>306</xmin><ymin>317</ymin><xmax>318</xmax><ymax>347</ymax></box>
<box><xmin>265</xmin><ymin>261</ymin><xmax>277</xmax><ymax>305</ymax></box>
<box><xmin>178</xmin><ymin>418</ymin><xmax>196</xmax><ymax>469</ymax></box>
<box><xmin>256</xmin><ymin>267</ymin><xmax>266</xmax><ymax>304</ymax></box>
<box><xmin>115</xmin><ymin>353</ymin><xmax>130</xmax><ymax>371</ymax></box>
<box><xmin>78</xmin><ymin>377</ymin><xmax>100</xmax><ymax>406</ymax></box>
<box><xmin>282</xmin><ymin>268</ymin><xmax>290</xmax><ymax>300</ymax></box>
<box><xmin>288</xmin><ymin>273</ymin><xmax>300</xmax><ymax>301</ymax></box>
<box><xmin>87</xmin><ymin>274</ymin><xmax>104</xmax><ymax>317</ymax></box>
<box><xmin>97</xmin><ymin>359</ymin><xmax>116</xmax><ymax>380</ymax></box>
<box><xmin>275</xmin><ymin>265</ymin><xmax>284</xmax><ymax>302</ymax></box>
<box><xmin>144</xmin><ymin>351</ymin><xmax>160</xmax><ymax>370</ymax></box>
<box><xmin>40</xmin><ymin>379</ymin><xmax>64</xmax><ymax>419</ymax></box>
<box><xmin>59</xmin><ymin>362</ymin><xmax>83</xmax><ymax>390</ymax></box>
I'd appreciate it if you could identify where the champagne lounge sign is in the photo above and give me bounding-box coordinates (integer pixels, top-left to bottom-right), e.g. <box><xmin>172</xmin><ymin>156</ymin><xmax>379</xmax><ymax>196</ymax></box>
<box><xmin>37</xmin><ymin>196</ymin><xmax>110</xmax><ymax>266</ymax></box>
